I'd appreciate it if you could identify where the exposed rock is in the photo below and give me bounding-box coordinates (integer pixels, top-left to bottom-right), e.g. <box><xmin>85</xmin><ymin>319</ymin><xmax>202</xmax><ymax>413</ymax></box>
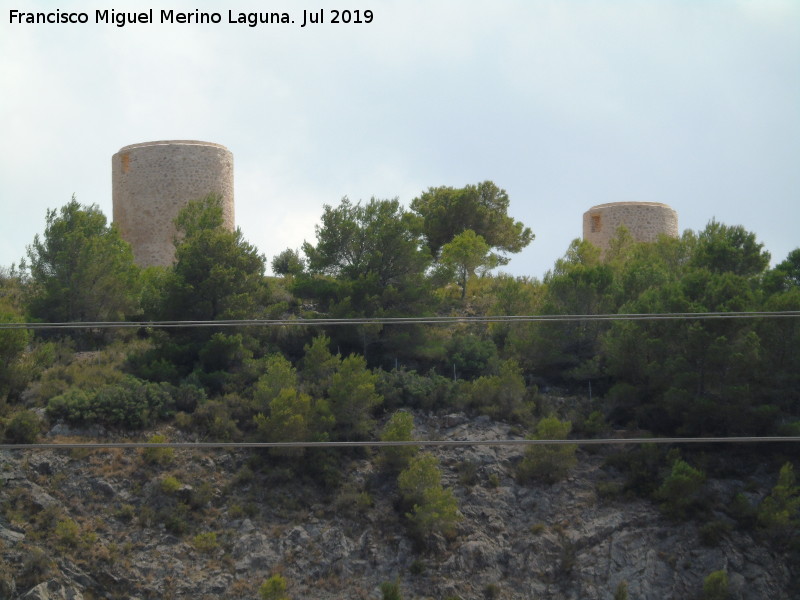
<box><xmin>89</xmin><ymin>478</ymin><xmax>115</xmax><ymax>497</ymax></box>
<box><xmin>0</xmin><ymin>524</ymin><xmax>25</xmax><ymax>544</ymax></box>
<box><xmin>47</xmin><ymin>423</ymin><xmax>107</xmax><ymax>438</ymax></box>
<box><xmin>20</xmin><ymin>580</ymin><xmax>83</xmax><ymax>600</ymax></box>
<box><xmin>1</xmin><ymin>414</ymin><xmax>798</xmax><ymax>600</ymax></box>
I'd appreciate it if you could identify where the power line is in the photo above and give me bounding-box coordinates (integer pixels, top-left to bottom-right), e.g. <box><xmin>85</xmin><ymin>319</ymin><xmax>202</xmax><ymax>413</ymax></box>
<box><xmin>1</xmin><ymin>311</ymin><xmax>799</xmax><ymax>330</ymax></box>
<box><xmin>1</xmin><ymin>436</ymin><xmax>798</xmax><ymax>451</ymax></box>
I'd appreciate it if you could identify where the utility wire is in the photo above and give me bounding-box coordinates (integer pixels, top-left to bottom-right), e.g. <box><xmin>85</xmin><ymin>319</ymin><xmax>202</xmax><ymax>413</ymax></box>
<box><xmin>1</xmin><ymin>436</ymin><xmax>798</xmax><ymax>451</ymax></box>
<box><xmin>1</xmin><ymin>311</ymin><xmax>799</xmax><ymax>330</ymax></box>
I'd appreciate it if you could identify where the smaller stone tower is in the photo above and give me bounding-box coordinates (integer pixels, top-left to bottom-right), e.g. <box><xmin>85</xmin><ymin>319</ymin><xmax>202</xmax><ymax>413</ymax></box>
<box><xmin>112</xmin><ymin>140</ymin><xmax>234</xmax><ymax>267</ymax></box>
<box><xmin>583</xmin><ymin>201</ymin><xmax>678</xmax><ymax>254</ymax></box>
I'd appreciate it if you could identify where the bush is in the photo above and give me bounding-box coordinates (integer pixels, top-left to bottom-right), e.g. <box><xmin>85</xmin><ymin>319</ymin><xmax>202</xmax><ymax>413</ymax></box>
<box><xmin>18</xmin><ymin>548</ymin><xmax>54</xmax><ymax>591</ymax></box>
<box><xmin>456</xmin><ymin>460</ymin><xmax>479</xmax><ymax>487</ymax></box>
<box><xmin>54</xmin><ymin>518</ymin><xmax>80</xmax><ymax>547</ymax></box>
<box><xmin>47</xmin><ymin>377</ymin><xmax>175</xmax><ymax>429</ymax></box>
<box><xmin>259</xmin><ymin>574</ymin><xmax>289</xmax><ymax>600</ymax></box>
<box><xmin>174</xmin><ymin>382</ymin><xmax>207</xmax><ymax>412</ymax></box>
<box><xmin>114</xmin><ymin>504</ymin><xmax>136</xmax><ymax>523</ymax></box>
<box><xmin>656</xmin><ymin>458</ymin><xmax>706</xmax><ymax>519</ymax></box>
<box><xmin>699</xmin><ymin>520</ymin><xmax>731</xmax><ymax>547</ymax></box>
<box><xmin>157</xmin><ymin>502</ymin><xmax>189</xmax><ymax>535</ymax></box>
<box><xmin>446</xmin><ymin>333</ymin><xmax>498</xmax><ymax>380</ymax></box>
<box><xmin>376</xmin><ymin>368</ymin><xmax>455</xmax><ymax>412</ymax></box>
<box><xmin>379</xmin><ymin>411</ymin><xmax>418</xmax><ymax>472</ymax></box>
<box><xmin>160</xmin><ymin>475</ymin><xmax>181</xmax><ymax>494</ymax></box>
<box><xmin>702</xmin><ymin>570</ymin><xmax>729</xmax><ymax>600</ymax></box>
<box><xmin>191</xmin><ymin>400</ymin><xmax>240</xmax><ymax>441</ymax></box>
<box><xmin>757</xmin><ymin>462</ymin><xmax>799</xmax><ymax>548</ymax></box>
<box><xmin>192</xmin><ymin>532</ymin><xmax>218</xmax><ymax>553</ymax></box>
<box><xmin>614</xmin><ymin>580</ymin><xmax>629</xmax><ymax>600</ymax></box>
<box><xmin>604</xmin><ymin>444</ymin><xmax>667</xmax><ymax>498</ymax></box>
<box><xmin>466</xmin><ymin>359</ymin><xmax>532</xmax><ymax>422</ymax></box>
<box><xmin>142</xmin><ymin>434</ymin><xmax>174</xmax><ymax>465</ymax></box>
<box><xmin>380</xmin><ymin>579</ymin><xmax>403</xmax><ymax>600</ymax></box>
<box><xmin>189</xmin><ymin>481</ymin><xmax>215</xmax><ymax>509</ymax></box>
<box><xmin>4</xmin><ymin>410</ymin><xmax>42</xmax><ymax>443</ymax></box>
<box><xmin>728</xmin><ymin>492</ymin><xmax>757</xmax><ymax>529</ymax></box>
<box><xmin>397</xmin><ymin>454</ymin><xmax>461</xmax><ymax>543</ymax></box>
<box><xmin>334</xmin><ymin>484</ymin><xmax>373</xmax><ymax>518</ymax></box>
<box><xmin>516</xmin><ymin>417</ymin><xmax>577</xmax><ymax>484</ymax></box>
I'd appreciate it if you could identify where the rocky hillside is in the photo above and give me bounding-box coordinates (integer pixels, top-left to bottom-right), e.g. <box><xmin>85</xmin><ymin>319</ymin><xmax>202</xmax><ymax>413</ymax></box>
<box><xmin>0</xmin><ymin>412</ymin><xmax>796</xmax><ymax>600</ymax></box>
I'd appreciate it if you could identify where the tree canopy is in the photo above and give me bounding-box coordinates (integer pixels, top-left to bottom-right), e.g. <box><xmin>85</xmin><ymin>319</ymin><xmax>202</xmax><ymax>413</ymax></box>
<box><xmin>410</xmin><ymin>181</ymin><xmax>533</xmax><ymax>259</ymax></box>
<box><xmin>159</xmin><ymin>195</ymin><xmax>268</xmax><ymax>322</ymax></box>
<box><xmin>302</xmin><ymin>197</ymin><xmax>430</xmax><ymax>286</ymax></box>
<box><xmin>438</xmin><ymin>230</ymin><xmax>500</xmax><ymax>298</ymax></box>
<box><xmin>24</xmin><ymin>196</ymin><xmax>140</xmax><ymax>327</ymax></box>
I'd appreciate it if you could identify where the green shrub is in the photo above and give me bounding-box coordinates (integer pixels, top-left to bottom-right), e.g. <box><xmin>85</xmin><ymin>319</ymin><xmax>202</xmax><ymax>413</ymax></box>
<box><xmin>174</xmin><ymin>382</ymin><xmax>207</xmax><ymax>412</ymax></box>
<box><xmin>397</xmin><ymin>454</ymin><xmax>461</xmax><ymax>543</ymax></box>
<box><xmin>516</xmin><ymin>417</ymin><xmax>577</xmax><ymax>484</ymax></box>
<box><xmin>163</xmin><ymin>514</ymin><xmax>188</xmax><ymax>535</ymax></box>
<box><xmin>379</xmin><ymin>411</ymin><xmax>418</xmax><ymax>472</ymax></box>
<box><xmin>455</xmin><ymin>460</ymin><xmax>479</xmax><ymax>487</ymax></box>
<box><xmin>18</xmin><ymin>548</ymin><xmax>54</xmax><ymax>590</ymax></box>
<box><xmin>232</xmin><ymin>465</ymin><xmax>255</xmax><ymax>486</ymax></box>
<box><xmin>4</xmin><ymin>410</ymin><xmax>42</xmax><ymax>443</ymax></box>
<box><xmin>614</xmin><ymin>580</ymin><xmax>629</xmax><ymax>600</ymax></box>
<box><xmin>376</xmin><ymin>368</ymin><xmax>455</xmax><ymax>412</ymax></box>
<box><xmin>189</xmin><ymin>480</ymin><xmax>214</xmax><ymax>509</ymax></box>
<box><xmin>380</xmin><ymin>579</ymin><xmax>403</xmax><ymax>600</ymax></box>
<box><xmin>728</xmin><ymin>492</ymin><xmax>757</xmax><ymax>529</ymax></box>
<box><xmin>35</xmin><ymin>348</ymin><xmax>126</xmax><ymax>403</ymax></box>
<box><xmin>192</xmin><ymin>532</ymin><xmax>218</xmax><ymax>553</ymax></box>
<box><xmin>46</xmin><ymin>377</ymin><xmax>175</xmax><ymax>429</ymax></box>
<box><xmin>161</xmin><ymin>475</ymin><xmax>181</xmax><ymax>494</ymax></box>
<box><xmin>757</xmin><ymin>462</ymin><xmax>800</xmax><ymax>547</ymax></box>
<box><xmin>408</xmin><ymin>559</ymin><xmax>425</xmax><ymax>575</ymax></box>
<box><xmin>158</xmin><ymin>503</ymin><xmax>189</xmax><ymax>535</ymax></box>
<box><xmin>581</xmin><ymin>410</ymin><xmax>609</xmax><ymax>437</ymax></box>
<box><xmin>465</xmin><ymin>360</ymin><xmax>532</xmax><ymax>422</ymax></box>
<box><xmin>702</xmin><ymin>570</ymin><xmax>729</xmax><ymax>600</ymax></box>
<box><xmin>114</xmin><ymin>504</ymin><xmax>136</xmax><ymax>523</ymax></box>
<box><xmin>191</xmin><ymin>400</ymin><xmax>240</xmax><ymax>441</ymax></box>
<box><xmin>334</xmin><ymin>484</ymin><xmax>373</xmax><ymax>518</ymax></box>
<box><xmin>699</xmin><ymin>520</ymin><xmax>731</xmax><ymax>547</ymax></box>
<box><xmin>54</xmin><ymin>518</ymin><xmax>80</xmax><ymax>547</ymax></box>
<box><xmin>604</xmin><ymin>444</ymin><xmax>667</xmax><ymax>498</ymax></box>
<box><xmin>656</xmin><ymin>459</ymin><xmax>706</xmax><ymax>519</ymax></box>
<box><xmin>596</xmin><ymin>481</ymin><xmax>623</xmax><ymax>501</ymax></box>
<box><xmin>259</xmin><ymin>574</ymin><xmax>289</xmax><ymax>600</ymax></box>
<box><xmin>142</xmin><ymin>434</ymin><xmax>174</xmax><ymax>465</ymax></box>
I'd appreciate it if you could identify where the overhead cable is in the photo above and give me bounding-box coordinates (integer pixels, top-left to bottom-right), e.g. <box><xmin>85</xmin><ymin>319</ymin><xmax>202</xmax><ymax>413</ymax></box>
<box><xmin>1</xmin><ymin>310</ymin><xmax>799</xmax><ymax>330</ymax></box>
<box><xmin>1</xmin><ymin>436</ymin><xmax>798</xmax><ymax>451</ymax></box>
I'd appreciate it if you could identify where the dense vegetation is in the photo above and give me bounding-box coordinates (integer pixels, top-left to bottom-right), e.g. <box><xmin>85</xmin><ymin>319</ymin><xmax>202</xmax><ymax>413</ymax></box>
<box><xmin>1</xmin><ymin>185</ymin><xmax>799</xmax><ymax>558</ymax></box>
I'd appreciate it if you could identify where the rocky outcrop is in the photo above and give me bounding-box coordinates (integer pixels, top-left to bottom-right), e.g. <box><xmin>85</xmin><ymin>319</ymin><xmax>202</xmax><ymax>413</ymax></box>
<box><xmin>0</xmin><ymin>414</ymin><xmax>796</xmax><ymax>599</ymax></box>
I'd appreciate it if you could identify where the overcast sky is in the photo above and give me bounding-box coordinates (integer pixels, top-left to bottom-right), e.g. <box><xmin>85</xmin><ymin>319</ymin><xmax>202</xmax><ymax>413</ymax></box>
<box><xmin>1</xmin><ymin>0</ymin><xmax>798</xmax><ymax>279</ymax></box>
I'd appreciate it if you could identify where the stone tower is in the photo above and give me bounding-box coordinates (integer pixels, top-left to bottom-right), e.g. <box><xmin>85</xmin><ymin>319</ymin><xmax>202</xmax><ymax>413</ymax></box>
<box><xmin>112</xmin><ymin>140</ymin><xmax>234</xmax><ymax>267</ymax></box>
<box><xmin>583</xmin><ymin>201</ymin><xmax>678</xmax><ymax>254</ymax></box>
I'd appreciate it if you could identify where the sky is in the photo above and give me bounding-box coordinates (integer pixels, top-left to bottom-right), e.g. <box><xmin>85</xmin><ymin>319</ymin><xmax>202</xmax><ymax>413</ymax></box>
<box><xmin>1</xmin><ymin>0</ymin><xmax>798</xmax><ymax>279</ymax></box>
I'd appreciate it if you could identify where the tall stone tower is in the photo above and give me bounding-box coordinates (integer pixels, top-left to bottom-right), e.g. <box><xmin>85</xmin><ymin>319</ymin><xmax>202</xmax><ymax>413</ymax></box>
<box><xmin>112</xmin><ymin>140</ymin><xmax>234</xmax><ymax>267</ymax></box>
<box><xmin>583</xmin><ymin>201</ymin><xmax>678</xmax><ymax>254</ymax></box>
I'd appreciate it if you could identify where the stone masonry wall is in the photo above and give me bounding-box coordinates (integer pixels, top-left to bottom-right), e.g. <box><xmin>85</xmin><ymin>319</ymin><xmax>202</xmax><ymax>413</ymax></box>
<box><xmin>582</xmin><ymin>202</ymin><xmax>678</xmax><ymax>254</ymax></box>
<box><xmin>112</xmin><ymin>140</ymin><xmax>234</xmax><ymax>267</ymax></box>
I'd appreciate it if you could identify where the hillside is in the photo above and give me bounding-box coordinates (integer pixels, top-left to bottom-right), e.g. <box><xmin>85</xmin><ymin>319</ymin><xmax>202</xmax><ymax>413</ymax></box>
<box><xmin>2</xmin><ymin>195</ymin><xmax>800</xmax><ymax>600</ymax></box>
<box><xmin>1</xmin><ymin>409</ymin><xmax>797</xmax><ymax>600</ymax></box>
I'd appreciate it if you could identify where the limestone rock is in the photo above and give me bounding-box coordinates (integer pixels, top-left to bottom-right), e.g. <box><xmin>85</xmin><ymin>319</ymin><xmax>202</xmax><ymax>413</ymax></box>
<box><xmin>20</xmin><ymin>580</ymin><xmax>83</xmax><ymax>600</ymax></box>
